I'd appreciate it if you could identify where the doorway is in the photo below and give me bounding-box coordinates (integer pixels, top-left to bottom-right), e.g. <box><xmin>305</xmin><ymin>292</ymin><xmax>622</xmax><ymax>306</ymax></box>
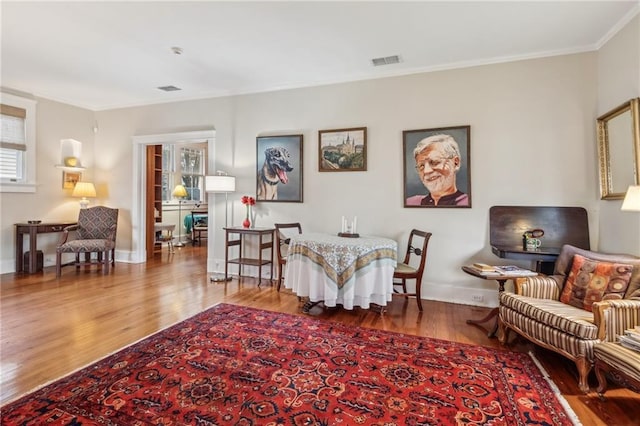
<box><xmin>132</xmin><ymin>130</ymin><xmax>216</xmax><ymax>264</ymax></box>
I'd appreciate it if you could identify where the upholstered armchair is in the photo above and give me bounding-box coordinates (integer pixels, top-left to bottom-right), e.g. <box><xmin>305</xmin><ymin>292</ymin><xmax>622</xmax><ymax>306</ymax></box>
<box><xmin>498</xmin><ymin>244</ymin><xmax>640</xmax><ymax>393</ymax></box>
<box><xmin>56</xmin><ymin>206</ymin><xmax>119</xmax><ymax>278</ymax></box>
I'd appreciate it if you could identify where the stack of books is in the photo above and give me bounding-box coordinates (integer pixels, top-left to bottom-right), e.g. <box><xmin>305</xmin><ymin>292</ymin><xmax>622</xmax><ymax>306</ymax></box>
<box><xmin>468</xmin><ymin>263</ymin><xmax>501</xmax><ymax>276</ymax></box>
<box><xmin>468</xmin><ymin>263</ymin><xmax>537</xmax><ymax>277</ymax></box>
<box><xmin>619</xmin><ymin>327</ymin><xmax>640</xmax><ymax>352</ymax></box>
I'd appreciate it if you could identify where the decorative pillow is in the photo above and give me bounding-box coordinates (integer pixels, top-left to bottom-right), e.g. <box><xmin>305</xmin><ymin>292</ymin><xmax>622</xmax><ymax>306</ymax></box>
<box><xmin>559</xmin><ymin>254</ymin><xmax>633</xmax><ymax>312</ymax></box>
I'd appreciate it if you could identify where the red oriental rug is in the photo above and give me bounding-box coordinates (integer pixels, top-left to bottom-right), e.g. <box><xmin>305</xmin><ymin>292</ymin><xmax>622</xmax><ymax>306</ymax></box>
<box><xmin>1</xmin><ymin>303</ymin><xmax>579</xmax><ymax>425</ymax></box>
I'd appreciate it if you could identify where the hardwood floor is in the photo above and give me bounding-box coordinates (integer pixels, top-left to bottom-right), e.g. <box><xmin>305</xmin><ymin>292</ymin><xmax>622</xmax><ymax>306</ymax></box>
<box><xmin>1</xmin><ymin>246</ymin><xmax>638</xmax><ymax>424</ymax></box>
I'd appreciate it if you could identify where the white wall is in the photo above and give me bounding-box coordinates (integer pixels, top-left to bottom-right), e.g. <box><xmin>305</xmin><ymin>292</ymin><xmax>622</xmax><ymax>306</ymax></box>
<box><xmin>87</xmin><ymin>52</ymin><xmax>600</xmax><ymax>307</ymax></box>
<box><xmin>597</xmin><ymin>14</ymin><xmax>640</xmax><ymax>255</ymax></box>
<box><xmin>3</xmin><ymin>16</ymin><xmax>638</xmax><ymax>307</ymax></box>
<box><xmin>0</xmin><ymin>98</ymin><xmax>96</xmax><ymax>271</ymax></box>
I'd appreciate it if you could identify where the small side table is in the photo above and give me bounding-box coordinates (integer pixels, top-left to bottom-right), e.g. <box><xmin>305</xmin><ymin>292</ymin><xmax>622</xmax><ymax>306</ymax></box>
<box><xmin>223</xmin><ymin>227</ymin><xmax>275</xmax><ymax>285</ymax></box>
<box><xmin>154</xmin><ymin>223</ymin><xmax>175</xmax><ymax>253</ymax></box>
<box><xmin>461</xmin><ymin>266</ymin><xmax>536</xmax><ymax>338</ymax></box>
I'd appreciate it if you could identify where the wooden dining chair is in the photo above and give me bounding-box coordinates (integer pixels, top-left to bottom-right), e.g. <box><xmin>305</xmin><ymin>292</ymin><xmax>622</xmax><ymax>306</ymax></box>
<box><xmin>393</xmin><ymin>229</ymin><xmax>432</xmax><ymax>311</ymax></box>
<box><xmin>190</xmin><ymin>208</ymin><xmax>208</xmax><ymax>246</ymax></box>
<box><xmin>274</xmin><ymin>222</ymin><xmax>302</xmax><ymax>291</ymax></box>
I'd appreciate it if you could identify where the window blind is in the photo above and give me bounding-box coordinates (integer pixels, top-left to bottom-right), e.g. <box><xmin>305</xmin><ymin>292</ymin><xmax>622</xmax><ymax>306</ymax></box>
<box><xmin>0</xmin><ymin>104</ymin><xmax>27</xmax><ymax>180</ymax></box>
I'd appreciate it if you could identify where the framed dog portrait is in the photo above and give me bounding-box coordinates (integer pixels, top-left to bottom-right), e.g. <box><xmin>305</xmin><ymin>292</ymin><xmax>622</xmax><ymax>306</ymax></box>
<box><xmin>318</xmin><ymin>127</ymin><xmax>367</xmax><ymax>172</ymax></box>
<box><xmin>256</xmin><ymin>134</ymin><xmax>303</xmax><ymax>202</ymax></box>
<box><xmin>403</xmin><ymin>125</ymin><xmax>471</xmax><ymax>208</ymax></box>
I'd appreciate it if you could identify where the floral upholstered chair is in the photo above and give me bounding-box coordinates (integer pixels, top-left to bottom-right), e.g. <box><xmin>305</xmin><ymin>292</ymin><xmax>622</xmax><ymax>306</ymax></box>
<box><xmin>55</xmin><ymin>206</ymin><xmax>119</xmax><ymax>278</ymax></box>
<box><xmin>498</xmin><ymin>244</ymin><xmax>640</xmax><ymax>393</ymax></box>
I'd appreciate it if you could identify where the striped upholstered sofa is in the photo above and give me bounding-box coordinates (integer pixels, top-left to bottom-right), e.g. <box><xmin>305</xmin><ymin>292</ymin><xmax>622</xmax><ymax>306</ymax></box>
<box><xmin>498</xmin><ymin>244</ymin><xmax>640</xmax><ymax>393</ymax></box>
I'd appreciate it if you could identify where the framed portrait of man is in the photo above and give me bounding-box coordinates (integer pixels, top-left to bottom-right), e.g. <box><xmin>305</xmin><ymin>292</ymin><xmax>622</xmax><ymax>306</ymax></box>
<box><xmin>256</xmin><ymin>134</ymin><xmax>303</xmax><ymax>202</ymax></box>
<box><xmin>403</xmin><ymin>125</ymin><xmax>471</xmax><ymax>208</ymax></box>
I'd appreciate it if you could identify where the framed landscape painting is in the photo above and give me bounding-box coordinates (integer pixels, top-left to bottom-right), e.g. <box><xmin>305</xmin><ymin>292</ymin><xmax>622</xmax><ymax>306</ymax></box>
<box><xmin>403</xmin><ymin>125</ymin><xmax>471</xmax><ymax>208</ymax></box>
<box><xmin>256</xmin><ymin>134</ymin><xmax>303</xmax><ymax>202</ymax></box>
<box><xmin>318</xmin><ymin>127</ymin><xmax>367</xmax><ymax>172</ymax></box>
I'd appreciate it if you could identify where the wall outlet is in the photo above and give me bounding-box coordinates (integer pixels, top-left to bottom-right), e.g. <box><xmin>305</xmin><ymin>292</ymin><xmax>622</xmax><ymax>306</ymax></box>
<box><xmin>471</xmin><ymin>295</ymin><xmax>484</xmax><ymax>302</ymax></box>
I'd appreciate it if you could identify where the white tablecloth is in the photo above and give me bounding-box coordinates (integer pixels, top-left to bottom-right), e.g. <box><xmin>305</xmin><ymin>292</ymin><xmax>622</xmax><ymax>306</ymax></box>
<box><xmin>284</xmin><ymin>233</ymin><xmax>397</xmax><ymax>310</ymax></box>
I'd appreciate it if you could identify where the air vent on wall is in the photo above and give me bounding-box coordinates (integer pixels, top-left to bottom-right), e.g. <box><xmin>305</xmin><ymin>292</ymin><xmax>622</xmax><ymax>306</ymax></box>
<box><xmin>157</xmin><ymin>85</ymin><xmax>182</xmax><ymax>92</ymax></box>
<box><xmin>371</xmin><ymin>55</ymin><xmax>401</xmax><ymax>66</ymax></box>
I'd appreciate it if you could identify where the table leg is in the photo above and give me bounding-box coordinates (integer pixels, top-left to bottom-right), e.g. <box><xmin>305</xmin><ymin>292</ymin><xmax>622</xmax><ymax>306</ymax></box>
<box><xmin>465</xmin><ymin>278</ymin><xmax>507</xmax><ymax>338</ymax></box>
<box><xmin>302</xmin><ymin>299</ymin><xmax>322</xmax><ymax>314</ymax></box>
<box><xmin>28</xmin><ymin>227</ymin><xmax>37</xmax><ymax>274</ymax></box>
<box><xmin>224</xmin><ymin>231</ymin><xmax>229</xmax><ymax>280</ymax></box>
<box><xmin>257</xmin><ymin>233</ymin><xmax>263</xmax><ymax>287</ymax></box>
<box><xmin>16</xmin><ymin>229</ymin><xmax>24</xmax><ymax>273</ymax></box>
<box><xmin>370</xmin><ymin>304</ymin><xmax>387</xmax><ymax>316</ymax></box>
<box><xmin>270</xmin><ymin>230</ymin><xmax>274</xmax><ymax>283</ymax></box>
<box><xmin>466</xmin><ymin>308</ymin><xmax>499</xmax><ymax>337</ymax></box>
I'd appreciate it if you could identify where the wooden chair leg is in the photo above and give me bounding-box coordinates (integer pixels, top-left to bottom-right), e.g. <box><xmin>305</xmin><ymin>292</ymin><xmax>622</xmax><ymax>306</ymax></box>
<box><xmin>277</xmin><ymin>263</ymin><xmax>284</xmax><ymax>292</ymax></box>
<box><xmin>415</xmin><ymin>279</ymin><xmax>423</xmax><ymax>311</ymax></box>
<box><xmin>103</xmin><ymin>250</ymin><xmax>110</xmax><ymax>274</ymax></box>
<box><xmin>595</xmin><ymin>361</ymin><xmax>608</xmax><ymax>396</ymax></box>
<box><xmin>576</xmin><ymin>357</ymin><xmax>592</xmax><ymax>394</ymax></box>
<box><xmin>56</xmin><ymin>252</ymin><xmax>62</xmax><ymax>278</ymax></box>
<box><xmin>497</xmin><ymin>318</ymin><xmax>510</xmax><ymax>345</ymax></box>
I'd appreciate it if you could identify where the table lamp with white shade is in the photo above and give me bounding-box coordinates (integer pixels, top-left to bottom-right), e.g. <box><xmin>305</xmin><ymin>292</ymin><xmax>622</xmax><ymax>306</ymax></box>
<box><xmin>72</xmin><ymin>182</ymin><xmax>96</xmax><ymax>209</ymax></box>
<box><xmin>172</xmin><ymin>184</ymin><xmax>188</xmax><ymax>247</ymax></box>
<box><xmin>206</xmin><ymin>171</ymin><xmax>236</xmax><ymax>282</ymax></box>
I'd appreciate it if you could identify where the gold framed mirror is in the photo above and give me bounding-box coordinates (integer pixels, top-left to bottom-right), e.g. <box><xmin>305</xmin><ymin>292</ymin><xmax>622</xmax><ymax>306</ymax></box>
<box><xmin>597</xmin><ymin>97</ymin><xmax>640</xmax><ymax>200</ymax></box>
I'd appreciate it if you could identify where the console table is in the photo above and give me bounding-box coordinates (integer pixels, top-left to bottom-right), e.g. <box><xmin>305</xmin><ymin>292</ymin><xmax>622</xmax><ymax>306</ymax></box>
<box><xmin>15</xmin><ymin>221</ymin><xmax>76</xmax><ymax>274</ymax></box>
<box><xmin>223</xmin><ymin>227</ymin><xmax>275</xmax><ymax>285</ymax></box>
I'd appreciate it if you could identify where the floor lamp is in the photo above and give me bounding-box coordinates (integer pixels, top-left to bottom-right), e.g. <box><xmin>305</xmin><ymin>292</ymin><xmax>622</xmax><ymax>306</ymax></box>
<box><xmin>172</xmin><ymin>184</ymin><xmax>188</xmax><ymax>247</ymax></box>
<box><xmin>206</xmin><ymin>172</ymin><xmax>236</xmax><ymax>282</ymax></box>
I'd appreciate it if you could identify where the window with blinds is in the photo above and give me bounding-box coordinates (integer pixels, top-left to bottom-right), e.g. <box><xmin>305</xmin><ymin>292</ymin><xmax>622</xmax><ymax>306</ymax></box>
<box><xmin>161</xmin><ymin>144</ymin><xmax>206</xmax><ymax>202</ymax></box>
<box><xmin>0</xmin><ymin>92</ymin><xmax>36</xmax><ymax>192</ymax></box>
<box><xmin>0</xmin><ymin>104</ymin><xmax>27</xmax><ymax>181</ymax></box>
<box><xmin>180</xmin><ymin>146</ymin><xmax>205</xmax><ymax>201</ymax></box>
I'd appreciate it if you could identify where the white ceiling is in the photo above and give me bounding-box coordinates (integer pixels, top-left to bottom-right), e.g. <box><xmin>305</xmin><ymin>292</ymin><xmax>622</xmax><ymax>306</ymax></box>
<box><xmin>2</xmin><ymin>1</ymin><xmax>638</xmax><ymax>111</ymax></box>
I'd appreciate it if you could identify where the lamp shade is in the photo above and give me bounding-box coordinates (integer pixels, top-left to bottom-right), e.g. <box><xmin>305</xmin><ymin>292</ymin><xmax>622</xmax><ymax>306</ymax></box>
<box><xmin>172</xmin><ymin>184</ymin><xmax>188</xmax><ymax>198</ymax></box>
<box><xmin>206</xmin><ymin>175</ymin><xmax>236</xmax><ymax>193</ymax></box>
<box><xmin>72</xmin><ymin>182</ymin><xmax>96</xmax><ymax>198</ymax></box>
<box><xmin>621</xmin><ymin>185</ymin><xmax>640</xmax><ymax>211</ymax></box>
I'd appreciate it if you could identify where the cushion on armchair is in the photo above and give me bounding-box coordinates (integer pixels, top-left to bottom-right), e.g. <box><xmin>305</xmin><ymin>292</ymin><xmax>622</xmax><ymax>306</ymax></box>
<box><xmin>553</xmin><ymin>245</ymin><xmax>640</xmax><ymax>300</ymax></box>
<box><xmin>559</xmin><ymin>254</ymin><xmax>633</xmax><ymax>312</ymax></box>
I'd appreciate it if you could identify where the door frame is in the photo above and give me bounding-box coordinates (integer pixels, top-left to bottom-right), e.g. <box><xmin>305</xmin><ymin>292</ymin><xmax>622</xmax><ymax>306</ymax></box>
<box><xmin>132</xmin><ymin>130</ymin><xmax>216</xmax><ymax>263</ymax></box>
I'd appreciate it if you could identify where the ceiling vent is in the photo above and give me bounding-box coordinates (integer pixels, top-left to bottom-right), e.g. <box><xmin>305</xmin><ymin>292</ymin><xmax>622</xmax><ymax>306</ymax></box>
<box><xmin>157</xmin><ymin>85</ymin><xmax>182</xmax><ymax>92</ymax></box>
<box><xmin>371</xmin><ymin>55</ymin><xmax>401</xmax><ymax>66</ymax></box>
